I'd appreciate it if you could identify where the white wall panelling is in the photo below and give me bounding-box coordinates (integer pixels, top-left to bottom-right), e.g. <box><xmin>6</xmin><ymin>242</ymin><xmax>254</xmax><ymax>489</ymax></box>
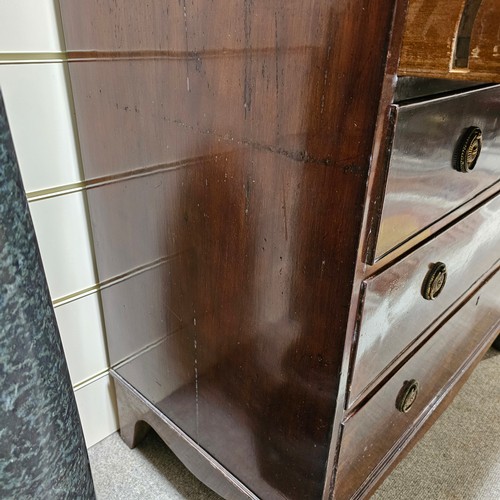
<box><xmin>0</xmin><ymin>3</ymin><xmax>119</xmax><ymax>448</ymax></box>
<box><xmin>55</xmin><ymin>293</ymin><xmax>109</xmax><ymax>386</ymax></box>
<box><xmin>28</xmin><ymin>191</ymin><xmax>97</xmax><ymax>300</ymax></box>
<box><xmin>0</xmin><ymin>0</ymin><xmax>63</xmax><ymax>53</ymax></box>
<box><xmin>74</xmin><ymin>374</ymin><xmax>120</xmax><ymax>448</ymax></box>
<box><xmin>0</xmin><ymin>63</ymin><xmax>82</xmax><ymax>192</ymax></box>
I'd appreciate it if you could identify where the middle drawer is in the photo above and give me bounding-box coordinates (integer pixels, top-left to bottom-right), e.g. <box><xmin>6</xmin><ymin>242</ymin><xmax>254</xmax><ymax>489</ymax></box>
<box><xmin>349</xmin><ymin>194</ymin><xmax>500</xmax><ymax>406</ymax></box>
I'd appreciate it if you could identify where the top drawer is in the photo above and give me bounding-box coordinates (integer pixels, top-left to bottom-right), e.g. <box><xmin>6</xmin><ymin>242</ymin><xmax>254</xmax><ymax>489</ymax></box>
<box><xmin>375</xmin><ymin>85</ymin><xmax>500</xmax><ymax>259</ymax></box>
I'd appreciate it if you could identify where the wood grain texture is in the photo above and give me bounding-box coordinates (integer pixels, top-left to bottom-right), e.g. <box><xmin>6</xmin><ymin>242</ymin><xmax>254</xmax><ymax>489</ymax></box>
<box><xmin>375</xmin><ymin>85</ymin><xmax>500</xmax><ymax>259</ymax></box>
<box><xmin>113</xmin><ymin>373</ymin><xmax>257</xmax><ymax>500</ymax></box>
<box><xmin>335</xmin><ymin>270</ymin><xmax>500</xmax><ymax>499</ymax></box>
<box><xmin>351</xmin><ymin>194</ymin><xmax>500</xmax><ymax>406</ymax></box>
<box><xmin>399</xmin><ymin>0</ymin><xmax>465</xmax><ymax>74</ymax></box>
<box><xmin>58</xmin><ymin>1</ymin><xmax>400</xmax><ymax>498</ymax></box>
<box><xmin>348</xmin><ymin>324</ymin><xmax>499</xmax><ymax>499</ymax></box>
<box><xmin>56</xmin><ymin>1</ymin><xmax>500</xmax><ymax>498</ymax></box>
<box><xmin>399</xmin><ymin>0</ymin><xmax>500</xmax><ymax>82</ymax></box>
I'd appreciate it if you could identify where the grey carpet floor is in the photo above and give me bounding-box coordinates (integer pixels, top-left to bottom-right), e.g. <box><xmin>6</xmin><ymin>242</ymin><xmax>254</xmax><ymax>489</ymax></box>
<box><xmin>89</xmin><ymin>349</ymin><xmax>500</xmax><ymax>499</ymax></box>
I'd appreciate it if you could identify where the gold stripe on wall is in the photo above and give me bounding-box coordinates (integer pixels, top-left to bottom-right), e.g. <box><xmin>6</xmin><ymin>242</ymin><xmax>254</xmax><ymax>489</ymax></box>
<box><xmin>73</xmin><ymin>368</ymin><xmax>110</xmax><ymax>392</ymax></box>
<box><xmin>52</xmin><ymin>253</ymin><xmax>180</xmax><ymax>308</ymax></box>
<box><xmin>52</xmin><ymin>284</ymin><xmax>100</xmax><ymax>309</ymax></box>
<box><xmin>27</xmin><ymin>181</ymin><xmax>86</xmax><ymax>202</ymax></box>
<box><xmin>0</xmin><ymin>52</ymin><xmax>67</xmax><ymax>64</ymax></box>
<box><xmin>26</xmin><ymin>154</ymin><xmax>210</xmax><ymax>202</ymax></box>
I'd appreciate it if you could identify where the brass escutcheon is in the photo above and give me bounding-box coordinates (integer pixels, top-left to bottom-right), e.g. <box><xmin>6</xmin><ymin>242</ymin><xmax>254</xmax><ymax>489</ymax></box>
<box><xmin>456</xmin><ymin>126</ymin><xmax>482</xmax><ymax>173</ymax></box>
<box><xmin>396</xmin><ymin>379</ymin><xmax>420</xmax><ymax>413</ymax></box>
<box><xmin>422</xmin><ymin>262</ymin><xmax>447</xmax><ymax>300</ymax></box>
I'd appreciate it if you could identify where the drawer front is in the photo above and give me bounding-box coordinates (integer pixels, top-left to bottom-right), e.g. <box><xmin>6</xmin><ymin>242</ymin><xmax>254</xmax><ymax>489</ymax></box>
<box><xmin>350</xmin><ymin>194</ymin><xmax>500</xmax><ymax>405</ymax></box>
<box><xmin>335</xmin><ymin>272</ymin><xmax>500</xmax><ymax>500</ymax></box>
<box><xmin>376</xmin><ymin>85</ymin><xmax>500</xmax><ymax>259</ymax></box>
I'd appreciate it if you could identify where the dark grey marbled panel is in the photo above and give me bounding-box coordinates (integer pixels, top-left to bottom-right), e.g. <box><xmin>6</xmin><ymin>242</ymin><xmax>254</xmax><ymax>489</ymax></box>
<box><xmin>0</xmin><ymin>92</ymin><xmax>95</xmax><ymax>498</ymax></box>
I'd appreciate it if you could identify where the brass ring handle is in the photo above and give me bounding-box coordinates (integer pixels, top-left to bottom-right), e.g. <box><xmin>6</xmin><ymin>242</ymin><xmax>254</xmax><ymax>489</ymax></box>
<box><xmin>422</xmin><ymin>262</ymin><xmax>447</xmax><ymax>300</ymax></box>
<box><xmin>396</xmin><ymin>379</ymin><xmax>420</xmax><ymax>413</ymax></box>
<box><xmin>455</xmin><ymin>126</ymin><xmax>482</xmax><ymax>173</ymax></box>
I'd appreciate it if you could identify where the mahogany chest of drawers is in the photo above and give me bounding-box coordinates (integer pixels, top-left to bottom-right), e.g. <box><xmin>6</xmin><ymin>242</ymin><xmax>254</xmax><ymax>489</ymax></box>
<box><xmin>58</xmin><ymin>1</ymin><xmax>500</xmax><ymax>498</ymax></box>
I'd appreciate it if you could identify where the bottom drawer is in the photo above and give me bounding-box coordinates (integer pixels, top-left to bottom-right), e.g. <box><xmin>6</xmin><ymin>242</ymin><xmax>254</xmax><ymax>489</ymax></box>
<box><xmin>334</xmin><ymin>270</ymin><xmax>500</xmax><ymax>499</ymax></box>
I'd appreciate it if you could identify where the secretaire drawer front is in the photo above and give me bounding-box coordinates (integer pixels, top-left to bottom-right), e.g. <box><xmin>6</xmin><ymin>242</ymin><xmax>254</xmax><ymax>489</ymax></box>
<box><xmin>350</xmin><ymin>194</ymin><xmax>500</xmax><ymax>405</ymax></box>
<box><xmin>376</xmin><ymin>85</ymin><xmax>500</xmax><ymax>259</ymax></box>
<box><xmin>335</xmin><ymin>272</ymin><xmax>500</xmax><ymax>500</ymax></box>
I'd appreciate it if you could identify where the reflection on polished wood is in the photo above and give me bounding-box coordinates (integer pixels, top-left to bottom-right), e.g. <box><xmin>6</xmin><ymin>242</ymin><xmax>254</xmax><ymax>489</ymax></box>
<box><xmin>58</xmin><ymin>0</ymin><xmax>500</xmax><ymax>498</ymax></box>
<box><xmin>113</xmin><ymin>373</ymin><xmax>258</xmax><ymax>500</ymax></box>
<box><xmin>59</xmin><ymin>1</ymin><xmax>400</xmax><ymax>498</ymax></box>
<box><xmin>375</xmin><ymin>85</ymin><xmax>500</xmax><ymax>259</ymax></box>
<box><xmin>336</xmin><ymin>271</ymin><xmax>500</xmax><ymax>499</ymax></box>
<box><xmin>351</xmin><ymin>195</ymin><xmax>500</xmax><ymax>406</ymax></box>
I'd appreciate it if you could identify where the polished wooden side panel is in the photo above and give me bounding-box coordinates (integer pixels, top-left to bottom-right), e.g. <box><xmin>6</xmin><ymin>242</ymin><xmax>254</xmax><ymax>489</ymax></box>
<box><xmin>58</xmin><ymin>1</ymin><xmax>401</xmax><ymax>498</ymax></box>
<box><xmin>351</xmin><ymin>194</ymin><xmax>500</xmax><ymax>405</ymax></box>
<box><xmin>60</xmin><ymin>0</ymin><xmax>387</xmax><ymax>179</ymax></box>
<box><xmin>59</xmin><ymin>1</ymin><xmax>325</xmax><ymax>53</ymax></box>
<box><xmin>376</xmin><ymin>85</ymin><xmax>500</xmax><ymax>259</ymax></box>
<box><xmin>98</xmin><ymin>261</ymin><xmax>183</xmax><ymax>366</ymax></box>
<box><xmin>66</xmin><ymin>53</ymin><xmax>320</xmax><ymax>180</ymax></box>
<box><xmin>112</xmin><ymin>373</ymin><xmax>257</xmax><ymax>500</ymax></box>
<box><xmin>335</xmin><ymin>270</ymin><xmax>500</xmax><ymax>500</ymax></box>
<box><xmin>399</xmin><ymin>0</ymin><xmax>500</xmax><ymax>82</ymax></box>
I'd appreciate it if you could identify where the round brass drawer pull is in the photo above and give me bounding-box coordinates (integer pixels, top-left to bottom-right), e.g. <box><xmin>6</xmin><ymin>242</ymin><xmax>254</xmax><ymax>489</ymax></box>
<box><xmin>396</xmin><ymin>379</ymin><xmax>420</xmax><ymax>413</ymax></box>
<box><xmin>422</xmin><ymin>262</ymin><xmax>447</xmax><ymax>300</ymax></box>
<box><xmin>455</xmin><ymin>126</ymin><xmax>482</xmax><ymax>173</ymax></box>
